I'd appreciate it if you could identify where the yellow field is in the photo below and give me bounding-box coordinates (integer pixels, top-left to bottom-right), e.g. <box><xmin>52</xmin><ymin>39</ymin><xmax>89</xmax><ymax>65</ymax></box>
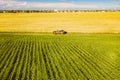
<box><xmin>0</xmin><ymin>12</ymin><xmax>120</xmax><ymax>33</ymax></box>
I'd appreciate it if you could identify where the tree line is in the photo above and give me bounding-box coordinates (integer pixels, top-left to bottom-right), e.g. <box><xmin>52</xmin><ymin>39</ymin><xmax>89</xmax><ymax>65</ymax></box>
<box><xmin>0</xmin><ymin>10</ymin><xmax>120</xmax><ymax>13</ymax></box>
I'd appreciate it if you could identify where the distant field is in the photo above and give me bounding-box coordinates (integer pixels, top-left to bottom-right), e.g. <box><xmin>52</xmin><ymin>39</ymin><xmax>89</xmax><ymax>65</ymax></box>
<box><xmin>0</xmin><ymin>12</ymin><xmax>120</xmax><ymax>33</ymax></box>
<box><xmin>0</xmin><ymin>33</ymin><xmax>120</xmax><ymax>80</ymax></box>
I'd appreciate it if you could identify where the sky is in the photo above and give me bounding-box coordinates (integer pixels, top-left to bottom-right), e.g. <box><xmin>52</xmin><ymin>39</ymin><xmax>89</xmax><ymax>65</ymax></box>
<box><xmin>0</xmin><ymin>0</ymin><xmax>120</xmax><ymax>10</ymax></box>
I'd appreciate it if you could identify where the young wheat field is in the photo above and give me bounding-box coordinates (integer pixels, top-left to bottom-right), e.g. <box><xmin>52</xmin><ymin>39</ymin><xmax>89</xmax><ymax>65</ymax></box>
<box><xmin>0</xmin><ymin>33</ymin><xmax>120</xmax><ymax>80</ymax></box>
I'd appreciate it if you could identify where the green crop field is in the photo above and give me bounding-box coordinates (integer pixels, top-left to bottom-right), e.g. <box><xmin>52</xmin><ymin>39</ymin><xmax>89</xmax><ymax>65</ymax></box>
<box><xmin>0</xmin><ymin>33</ymin><xmax>120</xmax><ymax>80</ymax></box>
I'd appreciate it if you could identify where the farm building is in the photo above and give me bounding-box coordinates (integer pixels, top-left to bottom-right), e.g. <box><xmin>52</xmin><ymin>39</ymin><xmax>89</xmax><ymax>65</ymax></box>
<box><xmin>53</xmin><ymin>30</ymin><xmax>67</xmax><ymax>34</ymax></box>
